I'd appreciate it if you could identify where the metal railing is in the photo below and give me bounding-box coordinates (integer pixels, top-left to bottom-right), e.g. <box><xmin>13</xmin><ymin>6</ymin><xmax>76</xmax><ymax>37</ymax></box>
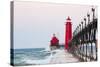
<box><xmin>68</xmin><ymin>7</ymin><xmax>97</xmax><ymax>62</ymax></box>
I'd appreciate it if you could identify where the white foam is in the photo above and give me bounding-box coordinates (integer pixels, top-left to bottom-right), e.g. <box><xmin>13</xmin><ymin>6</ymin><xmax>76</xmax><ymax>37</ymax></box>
<box><xmin>24</xmin><ymin>54</ymin><xmax>53</xmax><ymax>64</ymax></box>
<box><xmin>24</xmin><ymin>49</ymin><xmax>63</xmax><ymax>65</ymax></box>
<box><xmin>24</xmin><ymin>50</ymin><xmax>54</xmax><ymax>64</ymax></box>
<box><xmin>23</xmin><ymin>49</ymin><xmax>71</xmax><ymax>65</ymax></box>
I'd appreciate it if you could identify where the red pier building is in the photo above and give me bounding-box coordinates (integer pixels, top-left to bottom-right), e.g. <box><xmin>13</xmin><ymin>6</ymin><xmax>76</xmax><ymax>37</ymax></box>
<box><xmin>50</xmin><ymin>34</ymin><xmax>59</xmax><ymax>50</ymax></box>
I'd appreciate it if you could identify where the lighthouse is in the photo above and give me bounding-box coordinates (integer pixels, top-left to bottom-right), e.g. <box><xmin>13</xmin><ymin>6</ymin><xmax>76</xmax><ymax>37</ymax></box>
<box><xmin>65</xmin><ymin>16</ymin><xmax>72</xmax><ymax>49</ymax></box>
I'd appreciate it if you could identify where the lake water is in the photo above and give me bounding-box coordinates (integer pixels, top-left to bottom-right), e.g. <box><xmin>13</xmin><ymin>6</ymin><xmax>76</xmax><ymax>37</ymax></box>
<box><xmin>12</xmin><ymin>48</ymin><xmax>52</xmax><ymax>65</ymax></box>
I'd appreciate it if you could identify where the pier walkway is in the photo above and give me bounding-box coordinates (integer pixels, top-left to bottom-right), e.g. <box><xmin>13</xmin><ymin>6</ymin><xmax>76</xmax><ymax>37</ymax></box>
<box><xmin>50</xmin><ymin>49</ymin><xmax>79</xmax><ymax>64</ymax></box>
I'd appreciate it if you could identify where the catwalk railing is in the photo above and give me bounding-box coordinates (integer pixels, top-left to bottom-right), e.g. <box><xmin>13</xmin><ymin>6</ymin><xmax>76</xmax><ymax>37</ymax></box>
<box><xmin>68</xmin><ymin>8</ymin><xmax>97</xmax><ymax>61</ymax></box>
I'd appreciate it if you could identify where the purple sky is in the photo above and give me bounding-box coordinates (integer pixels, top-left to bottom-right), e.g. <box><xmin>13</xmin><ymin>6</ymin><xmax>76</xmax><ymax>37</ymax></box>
<box><xmin>14</xmin><ymin>1</ymin><xmax>97</xmax><ymax>49</ymax></box>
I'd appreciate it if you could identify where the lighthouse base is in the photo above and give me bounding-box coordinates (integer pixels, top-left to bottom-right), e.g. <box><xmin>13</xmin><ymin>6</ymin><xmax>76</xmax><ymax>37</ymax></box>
<box><xmin>65</xmin><ymin>42</ymin><xmax>69</xmax><ymax>49</ymax></box>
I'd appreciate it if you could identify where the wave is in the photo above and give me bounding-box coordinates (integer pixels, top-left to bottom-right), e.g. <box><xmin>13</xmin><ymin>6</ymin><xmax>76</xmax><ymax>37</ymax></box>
<box><xmin>24</xmin><ymin>49</ymin><xmax>62</xmax><ymax>65</ymax></box>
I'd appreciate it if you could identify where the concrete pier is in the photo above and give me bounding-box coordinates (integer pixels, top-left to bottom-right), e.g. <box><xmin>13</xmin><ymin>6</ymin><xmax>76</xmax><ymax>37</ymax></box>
<box><xmin>50</xmin><ymin>49</ymin><xmax>79</xmax><ymax>64</ymax></box>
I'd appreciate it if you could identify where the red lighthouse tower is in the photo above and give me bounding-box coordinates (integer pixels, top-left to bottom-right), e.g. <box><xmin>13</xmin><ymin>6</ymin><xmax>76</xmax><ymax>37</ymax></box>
<box><xmin>65</xmin><ymin>16</ymin><xmax>72</xmax><ymax>49</ymax></box>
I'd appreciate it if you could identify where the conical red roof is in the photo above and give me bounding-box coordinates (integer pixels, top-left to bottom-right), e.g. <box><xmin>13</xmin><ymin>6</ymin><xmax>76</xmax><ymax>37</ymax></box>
<box><xmin>50</xmin><ymin>34</ymin><xmax>59</xmax><ymax>46</ymax></box>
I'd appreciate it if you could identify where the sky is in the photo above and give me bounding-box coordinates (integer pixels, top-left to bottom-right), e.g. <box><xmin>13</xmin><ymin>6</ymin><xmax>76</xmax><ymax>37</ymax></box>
<box><xmin>13</xmin><ymin>1</ymin><xmax>97</xmax><ymax>49</ymax></box>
